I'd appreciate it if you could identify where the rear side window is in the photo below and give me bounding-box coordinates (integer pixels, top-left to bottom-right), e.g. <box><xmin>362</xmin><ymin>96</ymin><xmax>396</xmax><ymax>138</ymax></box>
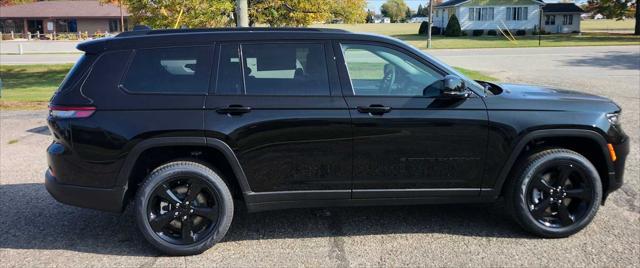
<box><xmin>242</xmin><ymin>43</ymin><xmax>329</xmax><ymax>96</ymax></box>
<box><xmin>121</xmin><ymin>46</ymin><xmax>212</xmax><ymax>94</ymax></box>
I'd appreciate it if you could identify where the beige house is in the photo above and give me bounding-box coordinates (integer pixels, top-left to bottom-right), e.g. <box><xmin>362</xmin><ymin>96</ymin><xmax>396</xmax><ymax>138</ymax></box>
<box><xmin>0</xmin><ymin>0</ymin><xmax>130</xmax><ymax>35</ymax></box>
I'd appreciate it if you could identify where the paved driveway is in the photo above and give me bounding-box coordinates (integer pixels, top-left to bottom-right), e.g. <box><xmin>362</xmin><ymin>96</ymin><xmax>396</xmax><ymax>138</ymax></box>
<box><xmin>1</xmin><ymin>46</ymin><xmax>639</xmax><ymax>267</ymax></box>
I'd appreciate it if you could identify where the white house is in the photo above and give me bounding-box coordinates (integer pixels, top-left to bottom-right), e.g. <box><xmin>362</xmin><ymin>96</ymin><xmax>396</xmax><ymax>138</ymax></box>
<box><xmin>433</xmin><ymin>0</ymin><xmax>545</xmax><ymax>34</ymax></box>
<box><xmin>410</xmin><ymin>16</ymin><xmax>429</xmax><ymax>23</ymax></box>
<box><xmin>433</xmin><ymin>0</ymin><xmax>584</xmax><ymax>35</ymax></box>
<box><xmin>542</xmin><ymin>3</ymin><xmax>584</xmax><ymax>33</ymax></box>
<box><xmin>372</xmin><ymin>15</ymin><xmax>391</xmax><ymax>23</ymax></box>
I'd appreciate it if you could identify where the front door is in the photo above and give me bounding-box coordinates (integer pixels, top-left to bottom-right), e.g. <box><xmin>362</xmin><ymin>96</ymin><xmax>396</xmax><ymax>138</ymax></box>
<box><xmin>335</xmin><ymin>41</ymin><xmax>489</xmax><ymax>198</ymax></box>
<box><xmin>204</xmin><ymin>41</ymin><xmax>352</xmax><ymax>202</ymax></box>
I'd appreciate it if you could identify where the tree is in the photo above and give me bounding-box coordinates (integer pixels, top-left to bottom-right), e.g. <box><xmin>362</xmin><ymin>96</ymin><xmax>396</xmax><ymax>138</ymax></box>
<box><xmin>585</xmin><ymin>0</ymin><xmax>633</xmax><ymax>19</ymax></box>
<box><xmin>249</xmin><ymin>0</ymin><xmax>333</xmax><ymax>26</ymax></box>
<box><xmin>405</xmin><ymin>7</ymin><xmax>413</xmax><ymax>20</ymax></box>
<box><xmin>124</xmin><ymin>0</ymin><xmax>234</xmax><ymax>29</ymax></box>
<box><xmin>633</xmin><ymin>0</ymin><xmax>640</xmax><ymax>35</ymax></box>
<box><xmin>380</xmin><ymin>0</ymin><xmax>408</xmax><ymax>22</ymax></box>
<box><xmin>417</xmin><ymin>4</ymin><xmax>423</xmax><ymax>16</ymax></box>
<box><xmin>366</xmin><ymin>9</ymin><xmax>376</xmax><ymax>23</ymax></box>
<box><xmin>585</xmin><ymin>0</ymin><xmax>637</xmax><ymax>35</ymax></box>
<box><xmin>331</xmin><ymin>0</ymin><xmax>367</xmax><ymax>24</ymax></box>
<box><xmin>0</xmin><ymin>0</ymin><xmax>34</xmax><ymax>6</ymax></box>
<box><xmin>444</xmin><ymin>14</ymin><xmax>462</xmax><ymax>36</ymax></box>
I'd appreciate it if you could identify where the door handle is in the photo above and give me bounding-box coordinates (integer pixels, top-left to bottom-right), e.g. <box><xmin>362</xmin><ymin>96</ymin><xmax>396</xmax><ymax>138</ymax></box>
<box><xmin>357</xmin><ymin>104</ymin><xmax>391</xmax><ymax>115</ymax></box>
<box><xmin>216</xmin><ymin>105</ymin><xmax>252</xmax><ymax>115</ymax></box>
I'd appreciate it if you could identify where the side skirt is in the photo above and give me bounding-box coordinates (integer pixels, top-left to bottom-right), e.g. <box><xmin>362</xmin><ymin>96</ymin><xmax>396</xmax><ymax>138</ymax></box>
<box><xmin>245</xmin><ymin>188</ymin><xmax>497</xmax><ymax>212</ymax></box>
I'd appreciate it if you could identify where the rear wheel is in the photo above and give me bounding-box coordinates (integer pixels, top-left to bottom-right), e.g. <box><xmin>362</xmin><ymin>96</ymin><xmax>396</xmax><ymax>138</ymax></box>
<box><xmin>507</xmin><ymin>149</ymin><xmax>602</xmax><ymax>238</ymax></box>
<box><xmin>135</xmin><ymin>161</ymin><xmax>233</xmax><ymax>255</ymax></box>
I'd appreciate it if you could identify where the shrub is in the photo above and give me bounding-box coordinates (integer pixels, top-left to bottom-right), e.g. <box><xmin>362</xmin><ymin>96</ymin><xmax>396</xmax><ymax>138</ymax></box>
<box><xmin>515</xmin><ymin>29</ymin><xmax>526</xmax><ymax>36</ymax></box>
<box><xmin>444</xmin><ymin>14</ymin><xmax>462</xmax><ymax>37</ymax></box>
<box><xmin>472</xmin><ymin>30</ymin><xmax>484</xmax><ymax>36</ymax></box>
<box><xmin>432</xmin><ymin>26</ymin><xmax>442</xmax><ymax>35</ymax></box>
<box><xmin>418</xmin><ymin>21</ymin><xmax>429</xmax><ymax>35</ymax></box>
<box><xmin>487</xmin><ymin>30</ymin><xmax>497</xmax><ymax>36</ymax></box>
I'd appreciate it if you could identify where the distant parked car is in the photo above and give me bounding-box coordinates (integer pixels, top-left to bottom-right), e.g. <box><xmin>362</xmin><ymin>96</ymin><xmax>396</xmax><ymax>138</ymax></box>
<box><xmin>46</xmin><ymin>27</ymin><xmax>629</xmax><ymax>255</ymax></box>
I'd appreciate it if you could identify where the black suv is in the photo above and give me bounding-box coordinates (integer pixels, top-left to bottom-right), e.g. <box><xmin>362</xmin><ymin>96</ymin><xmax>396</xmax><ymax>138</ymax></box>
<box><xmin>46</xmin><ymin>27</ymin><xmax>628</xmax><ymax>255</ymax></box>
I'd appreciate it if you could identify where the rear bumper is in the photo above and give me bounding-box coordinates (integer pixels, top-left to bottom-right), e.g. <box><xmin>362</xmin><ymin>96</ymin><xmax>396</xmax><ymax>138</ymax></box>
<box><xmin>45</xmin><ymin>169</ymin><xmax>127</xmax><ymax>213</ymax></box>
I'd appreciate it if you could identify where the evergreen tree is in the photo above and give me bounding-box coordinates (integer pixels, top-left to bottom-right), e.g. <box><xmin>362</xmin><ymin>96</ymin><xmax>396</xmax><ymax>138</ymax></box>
<box><xmin>444</xmin><ymin>14</ymin><xmax>462</xmax><ymax>36</ymax></box>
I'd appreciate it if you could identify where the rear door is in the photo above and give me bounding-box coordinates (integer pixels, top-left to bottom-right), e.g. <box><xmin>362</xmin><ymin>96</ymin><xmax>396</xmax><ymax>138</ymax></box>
<box><xmin>335</xmin><ymin>41</ymin><xmax>489</xmax><ymax>198</ymax></box>
<box><xmin>204</xmin><ymin>40</ymin><xmax>352</xmax><ymax>202</ymax></box>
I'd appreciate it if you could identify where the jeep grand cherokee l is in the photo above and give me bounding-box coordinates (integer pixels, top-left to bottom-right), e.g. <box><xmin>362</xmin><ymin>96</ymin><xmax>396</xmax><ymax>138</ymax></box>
<box><xmin>45</xmin><ymin>27</ymin><xmax>629</xmax><ymax>255</ymax></box>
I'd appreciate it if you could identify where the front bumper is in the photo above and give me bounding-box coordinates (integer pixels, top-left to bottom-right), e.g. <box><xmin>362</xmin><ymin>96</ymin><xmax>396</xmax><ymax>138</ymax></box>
<box><xmin>45</xmin><ymin>169</ymin><xmax>127</xmax><ymax>212</ymax></box>
<box><xmin>607</xmin><ymin>137</ymin><xmax>629</xmax><ymax>195</ymax></box>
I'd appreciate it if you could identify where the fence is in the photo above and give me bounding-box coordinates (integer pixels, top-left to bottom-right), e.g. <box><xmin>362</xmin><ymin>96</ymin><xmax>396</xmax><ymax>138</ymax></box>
<box><xmin>1</xmin><ymin>31</ymin><xmax>116</xmax><ymax>41</ymax></box>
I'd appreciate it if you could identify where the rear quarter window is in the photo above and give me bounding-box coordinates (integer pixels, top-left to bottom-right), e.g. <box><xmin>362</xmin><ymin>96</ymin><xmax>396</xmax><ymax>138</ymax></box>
<box><xmin>55</xmin><ymin>54</ymin><xmax>95</xmax><ymax>94</ymax></box>
<box><xmin>121</xmin><ymin>46</ymin><xmax>213</xmax><ymax>94</ymax></box>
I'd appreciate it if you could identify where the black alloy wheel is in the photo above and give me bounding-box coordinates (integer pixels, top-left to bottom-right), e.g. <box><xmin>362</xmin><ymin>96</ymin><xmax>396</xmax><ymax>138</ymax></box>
<box><xmin>147</xmin><ymin>177</ymin><xmax>220</xmax><ymax>245</ymax></box>
<box><xmin>135</xmin><ymin>161</ymin><xmax>234</xmax><ymax>255</ymax></box>
<box><xmin>527</xmin><ymin>162</ymin><xmax>594</xmax><ymax>228</ymax></box>
<box><xmin>508</xmin><ymin>149</ymin><xmax>602</xmax><ymax>238</ymax></box>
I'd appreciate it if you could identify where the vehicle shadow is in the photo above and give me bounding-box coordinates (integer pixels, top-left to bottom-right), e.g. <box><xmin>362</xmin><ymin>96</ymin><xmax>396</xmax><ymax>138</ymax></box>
<box><xmin>563</xmin><ymin>51</ymin><xmax>640</xmax><ymax>71</ymax></box>
<box><xmin>0</xmin><ymin>183</ymin><xmax>530</xmax><ymax>257</ymax></box>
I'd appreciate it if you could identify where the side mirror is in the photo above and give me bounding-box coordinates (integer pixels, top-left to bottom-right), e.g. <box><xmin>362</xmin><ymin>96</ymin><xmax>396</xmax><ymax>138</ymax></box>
<box><xmin>441</xmin><ymin>75</ymin><xmax>469</xmax><ymax>98</ymax></box>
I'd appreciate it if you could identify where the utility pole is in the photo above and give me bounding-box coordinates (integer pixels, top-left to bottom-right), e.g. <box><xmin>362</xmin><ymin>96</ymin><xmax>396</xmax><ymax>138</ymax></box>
<box><xmin>119</xmin><ymin>0</ymin><xmax>125</xmax><ymax>32</ymax></box>
<box><xmin>427</xmin><ymin>0</ymin><xmax>433</xmax><ymax>48</ymax></box>
<box><xmin>236</xmin><ymin>0</ymin><xmax>249</xmax><ymax>27</ymax></box>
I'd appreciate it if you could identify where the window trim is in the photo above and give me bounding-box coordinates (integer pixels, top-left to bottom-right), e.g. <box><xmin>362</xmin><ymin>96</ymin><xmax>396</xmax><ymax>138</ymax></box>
<box><xmin>118</xmin><ymin>44</ymin><xmax>214</xmax><ymax>96</ymax></box>
<box><xmin>335</xmin><ymin>40</ymin><xmax>451</xmax><ymax>99</ymax></box>
<box><xmin>212</xmin><ymin>40</ymin><xmax>334</xmax><ymax>97</ymax></box>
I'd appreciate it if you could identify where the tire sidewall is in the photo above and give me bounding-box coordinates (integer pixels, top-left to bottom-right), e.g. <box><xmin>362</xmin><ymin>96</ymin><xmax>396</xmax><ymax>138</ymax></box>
<box><xmin>135</xmin><ymin>162</ymin><xmax>234</xmax><ymax>255</ymax></box>
<box><xmin>513</xmin><ymin>150</ymin><xmax>602</xmax><ymax>237</ymax></box>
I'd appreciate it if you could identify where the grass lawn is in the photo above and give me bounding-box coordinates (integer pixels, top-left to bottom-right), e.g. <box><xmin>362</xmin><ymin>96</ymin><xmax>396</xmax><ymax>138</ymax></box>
<box><xmin>0</xmin><ymin>64</ymin><xmax>494</xmax><ymax>109</ymax></box>
<box><xmin>0</xmin><ymin>64</ymin><xmax>72</xmax><ymax>109</ymax></box>
<box><xmin>582</xmin><ymin>19</ymin><xmax>636</xmax><ymax>31</ymax></box>
<box><xmin>316</xmin><ymin>22</ymin><xmax>640</xmax><ymax>49</ymax></box>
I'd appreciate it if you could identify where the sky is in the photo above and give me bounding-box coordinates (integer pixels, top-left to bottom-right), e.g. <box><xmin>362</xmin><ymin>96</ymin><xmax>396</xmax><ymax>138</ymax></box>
<box><xmin>365</xmin><ymin>0</ymin><xmax>587</xmax><ymax>12</ymax></box>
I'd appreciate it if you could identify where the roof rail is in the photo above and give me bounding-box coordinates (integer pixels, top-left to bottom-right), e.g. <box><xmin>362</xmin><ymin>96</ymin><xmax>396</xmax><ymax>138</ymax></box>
<box><xmin>116</xmin><ymin>26</ymin><xmax>349</xmax><ymax>38</ymax></box>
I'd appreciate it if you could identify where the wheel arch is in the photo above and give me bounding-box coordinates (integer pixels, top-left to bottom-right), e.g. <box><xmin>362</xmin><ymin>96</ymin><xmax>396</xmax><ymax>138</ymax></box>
<box><xmin>491</xmin><ymin>129</ymin><xmax>615</xmax><ymax>202</ymax></box>
<box><xmin>115</xmin><ymin>137</ymin><xmax>252</xmax><ymax>211</ymax></box>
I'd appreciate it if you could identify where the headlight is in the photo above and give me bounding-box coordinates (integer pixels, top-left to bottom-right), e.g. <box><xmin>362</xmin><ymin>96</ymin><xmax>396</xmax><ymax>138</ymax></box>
<box><xmin>607</xmin><ymin>113</ymin><xmax>621</xmax><ymax>125</ymax></box>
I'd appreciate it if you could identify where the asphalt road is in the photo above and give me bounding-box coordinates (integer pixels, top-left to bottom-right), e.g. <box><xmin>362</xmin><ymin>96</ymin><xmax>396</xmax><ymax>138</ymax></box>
<box><xmin>1</xmin><ymin>46</ymin><xmax>639</xmax><ymax>267</ymax></box>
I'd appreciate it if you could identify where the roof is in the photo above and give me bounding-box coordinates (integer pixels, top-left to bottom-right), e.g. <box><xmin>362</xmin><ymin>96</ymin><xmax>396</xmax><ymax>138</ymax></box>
<box><xmin>542</xmin><ymin>3</ymin><xmax>584</xmax><ymax>13</ymax></box>
<box><xmin>0</xmin><ymin>1</ymin><xmax>130</xmax><ymax>19</ymax></box>
<box><xmin>436</xmin><ymin>0</ymin><xmax>545</xmax><ymax>8</ymax></box>
<box><xmin>436</xmin><ymin>0</ymin><xmax>470</xmax><ymax>8</ymax></box>
<box><xmin>117</xmin><ymin>27</ymin><xmax>350</xmax><ymax>38</ymax></box>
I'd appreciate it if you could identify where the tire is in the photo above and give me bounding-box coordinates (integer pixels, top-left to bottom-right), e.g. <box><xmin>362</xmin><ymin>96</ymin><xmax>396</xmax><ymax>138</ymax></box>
<box><xmin>506</xmin><ymin>148</ymin><xmax>602</xmax><ymax>238</ymax></box>
<box><xmin>135</xmin><ymin>161</ymin><xmax>234</xmax><ymax>255</ymax></box>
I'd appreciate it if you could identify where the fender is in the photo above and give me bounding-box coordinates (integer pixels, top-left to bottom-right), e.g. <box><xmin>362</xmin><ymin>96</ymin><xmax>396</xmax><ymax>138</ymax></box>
<box><xmin>115</xmin><ymin>136</ymin><xmax>252</xmax><ymax>195</ymax></box>
<box><xmin>486</xmin><ymin>129</ymin><xmax>614</xmax><ymax>197</ymax></box>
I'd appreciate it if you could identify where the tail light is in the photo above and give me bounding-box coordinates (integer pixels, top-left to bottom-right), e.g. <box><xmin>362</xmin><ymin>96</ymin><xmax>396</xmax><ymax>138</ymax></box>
<box><xmin>49</xmin><ymin>106</ymin><xmax>96</xmax><ymax>119</ymax></box>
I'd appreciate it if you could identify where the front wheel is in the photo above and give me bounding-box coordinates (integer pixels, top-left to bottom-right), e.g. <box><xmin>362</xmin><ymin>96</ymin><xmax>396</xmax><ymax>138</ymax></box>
<box><xmin>135</xmin><ymin>161</ymin><xmax>234</xmax><ymax>255</ymax></box>
<box><xmin>507</xmin><ymin>149</ymin><xmax>602</xmax><ymax>238</ymax></box>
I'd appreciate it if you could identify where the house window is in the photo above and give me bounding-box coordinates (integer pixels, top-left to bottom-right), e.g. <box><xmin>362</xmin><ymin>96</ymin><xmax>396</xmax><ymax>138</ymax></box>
<box><xmin>506</xmin><ymin>7</ymin><xmax>528</xmax><ymax>21</ymax></box>
<box><xmin>469</xmin><ymin>7</ymin><xmax>494</xmax><ymax>21</ymax></box>
<box><xmin>563</xmin><ymin>15</ymin><xmax>573</xmax><ymax>25</ymax></box>
<box><xmin>545</xmin><ymin>15</ymin><xmax>555</xmax><ymax>25</ymax></box>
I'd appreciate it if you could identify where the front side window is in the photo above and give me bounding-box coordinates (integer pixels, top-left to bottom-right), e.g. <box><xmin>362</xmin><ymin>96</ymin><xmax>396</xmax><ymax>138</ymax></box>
<box><xmin>341</xmin><ymin>44</ymin><xmax>443</xmax><ymax>97</ymax></box>
<box><xmin>241</xmin><ymin>43</ymin><xmax>330</xmax><ymax>96</ymax></box>
<box><xmin>121</xmin><ymin>46</ymin><xmax>212</xmax><ymax>94</ymax></box>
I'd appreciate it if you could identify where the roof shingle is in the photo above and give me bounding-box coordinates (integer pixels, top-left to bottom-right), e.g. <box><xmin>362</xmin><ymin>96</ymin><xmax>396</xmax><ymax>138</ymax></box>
<box><xmin>0</xmin><ymin>1</ymin><xmax>130</xmax><ymax>19</ymax></box>
<box><xmin>542</xmin><ymin>3</ymin><xmax>584</xmax><ymax>13</ymax></box>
